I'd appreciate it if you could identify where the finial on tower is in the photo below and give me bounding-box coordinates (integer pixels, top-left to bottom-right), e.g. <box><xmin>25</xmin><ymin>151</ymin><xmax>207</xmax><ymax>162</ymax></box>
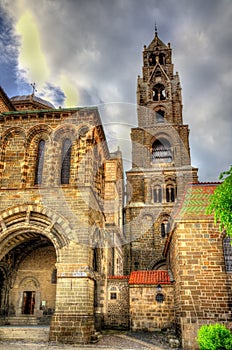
<box><xmin>155</xmin><ymin>21</ymin><xmax>158</xmax><ymax>36</ymax></box>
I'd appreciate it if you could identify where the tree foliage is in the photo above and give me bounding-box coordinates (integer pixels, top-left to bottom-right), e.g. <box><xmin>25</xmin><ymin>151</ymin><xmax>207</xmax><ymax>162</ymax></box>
<box><xmin>197</xmin><ymin>323</ymin><xmax>232</xmax><ymax>350</ymax></box>
<box><xmin>207</xmin><ymin>166</ymin><xmax>232</xmax><ymax>237</ymax></box>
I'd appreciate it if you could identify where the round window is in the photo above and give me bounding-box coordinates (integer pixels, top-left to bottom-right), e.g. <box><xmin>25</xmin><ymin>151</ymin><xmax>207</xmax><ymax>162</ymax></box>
<box><xmin>156</xmin><ymin>293</ymin><xmax>164</xmax><ymax>303</ymax></box>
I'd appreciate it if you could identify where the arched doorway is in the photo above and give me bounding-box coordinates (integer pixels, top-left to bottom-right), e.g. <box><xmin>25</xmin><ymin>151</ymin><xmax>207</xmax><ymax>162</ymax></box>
<box><xmin>0</xmin><ymin>232</ymin><xmax>57</xmax><ymax>324</ymax></box>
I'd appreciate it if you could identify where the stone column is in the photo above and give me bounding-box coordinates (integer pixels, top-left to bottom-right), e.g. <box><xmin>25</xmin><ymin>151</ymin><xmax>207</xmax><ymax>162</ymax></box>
<box><xmin>49</xmin><ymin>264</ymin><xmax>95</xmax><ymax>344</ymax></box>
<box><xmin>144</xmin><ymin>178</ymin><xmax>151</xmax><ymax>204</ymax></box>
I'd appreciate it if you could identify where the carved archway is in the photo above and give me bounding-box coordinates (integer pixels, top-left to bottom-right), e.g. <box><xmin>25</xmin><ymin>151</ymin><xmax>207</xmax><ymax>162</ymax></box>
<box><xmin>0</xmin><ymin>205</ymin><xmax>71</xmax><ymax>320</ymax></box>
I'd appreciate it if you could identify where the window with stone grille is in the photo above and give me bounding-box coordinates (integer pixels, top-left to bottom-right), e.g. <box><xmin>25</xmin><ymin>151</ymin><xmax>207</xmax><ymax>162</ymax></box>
<box><xmin>152</xmin><ymin>139</ymin><xmax>172</xmax><ymax>163</ymax></box>
<box><xmin>61</xmin><ymin>138</ymin><xmax>72</xmax><ymax>184</ymax></box>
<box><xmin>35</xmin><ymin>139</ymin><xmax>45</xmax><ymax>185</ymax></box>
<box><xmin>223</xmin><ymin>236</ymin><xmax>232</xmax><ymax>272</ymax></box>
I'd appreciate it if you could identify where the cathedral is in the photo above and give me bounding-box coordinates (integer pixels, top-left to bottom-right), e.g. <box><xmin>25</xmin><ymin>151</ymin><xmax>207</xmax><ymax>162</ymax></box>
<box><xmin>0</xmin><ymin>30</ymin><xmax>231</xmax><ymax>350</ymax></box>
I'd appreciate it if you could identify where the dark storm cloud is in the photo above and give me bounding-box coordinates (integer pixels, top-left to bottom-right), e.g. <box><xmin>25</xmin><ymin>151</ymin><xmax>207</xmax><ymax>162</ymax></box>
<box><xmin>1</xmin><ymin>0</ymin><xmax>231</xmax><ymax>181</ymax></box>
<box><xmin>0</xmin><ymin>3</ymin><xmax>19</xmax><ymax>95</ymax></box>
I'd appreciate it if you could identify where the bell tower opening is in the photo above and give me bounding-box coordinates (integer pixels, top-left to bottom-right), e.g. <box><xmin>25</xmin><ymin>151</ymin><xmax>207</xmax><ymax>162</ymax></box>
<box><xmin>152</xmin><ymin>139</ymin><xmax>172</xmax><ymax>163</ymax></box>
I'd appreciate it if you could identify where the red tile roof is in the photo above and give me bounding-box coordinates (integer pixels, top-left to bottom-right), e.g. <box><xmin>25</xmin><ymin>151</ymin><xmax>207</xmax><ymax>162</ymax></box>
<box><xmin>129</xmin><ymin>270</ymin><xmax>171</xmax><ymax>285</ymax></box>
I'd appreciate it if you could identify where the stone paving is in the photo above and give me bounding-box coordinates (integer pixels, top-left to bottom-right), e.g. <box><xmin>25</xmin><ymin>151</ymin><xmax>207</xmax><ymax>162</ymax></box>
<box><xmin>0</xmin><ymin>333</ymin><xmax>170</xmax><ymax>350</ymax></box>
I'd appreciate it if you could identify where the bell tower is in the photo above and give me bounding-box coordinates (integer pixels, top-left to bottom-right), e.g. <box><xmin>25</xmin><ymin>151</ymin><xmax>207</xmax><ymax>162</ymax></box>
<box><xmin>124</xmin><ymin>29</ymin><xmax>198</xmax><ymax>274</ymax></box>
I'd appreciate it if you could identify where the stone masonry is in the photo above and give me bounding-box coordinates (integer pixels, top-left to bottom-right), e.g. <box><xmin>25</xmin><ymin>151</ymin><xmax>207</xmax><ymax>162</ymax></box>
<box><xmin>0</xmin><ymin>91</ymin><xmax>124</xmax><ymax>343</ymax></box>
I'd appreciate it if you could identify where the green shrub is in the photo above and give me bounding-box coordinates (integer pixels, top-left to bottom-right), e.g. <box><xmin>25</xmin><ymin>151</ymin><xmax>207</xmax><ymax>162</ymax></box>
<box><xmin>197</xmin><ymin>324</ymin><xmax>232</xmax><ymax>350</ymax></box>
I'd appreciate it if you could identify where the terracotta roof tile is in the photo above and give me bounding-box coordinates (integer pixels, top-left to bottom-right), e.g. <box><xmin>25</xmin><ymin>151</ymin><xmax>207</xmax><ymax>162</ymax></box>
<box><xmin>129</xmin><ymin>270</ymin><xmax>171</xmax><ymax>285</ymax></box>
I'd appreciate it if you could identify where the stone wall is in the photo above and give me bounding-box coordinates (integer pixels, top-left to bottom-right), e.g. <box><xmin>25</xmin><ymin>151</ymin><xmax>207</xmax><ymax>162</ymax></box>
<box><xmin>129</xmin><ymin>284</ymin><xmax>174</xmax><ymax>331</ymax></box>
<box><xmin>104</xmin><ymin>277</ymin><xmax>129</xmax><ymax>329</ymax></box>
<box><xmin>169</xmin><ymin>219</ymin><xmax>232</xmax><ymax>349</ymax></box>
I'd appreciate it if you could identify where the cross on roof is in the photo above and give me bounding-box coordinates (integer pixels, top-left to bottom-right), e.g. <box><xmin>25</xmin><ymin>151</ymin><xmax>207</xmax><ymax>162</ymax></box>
<box><xmin>31</xmin><ymin>82</ymin><xmax>37</xmax><ymax>96</ymax></box>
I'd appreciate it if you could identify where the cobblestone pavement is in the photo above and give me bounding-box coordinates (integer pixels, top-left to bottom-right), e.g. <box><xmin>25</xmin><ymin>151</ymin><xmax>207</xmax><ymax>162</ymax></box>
<box><xmin>0</xmin><ymin>332</ymin><xmax>173</xmax><ymax>350</ymax></box>
<box><xmin>0</xmin><ymin>330</ymin><xmax>183</xmax><ymax>350</ymax></box>
<box><xmin>0</xmin><ymin>338</ymin><xmax>161</xmax><ymax>350</ymax></box>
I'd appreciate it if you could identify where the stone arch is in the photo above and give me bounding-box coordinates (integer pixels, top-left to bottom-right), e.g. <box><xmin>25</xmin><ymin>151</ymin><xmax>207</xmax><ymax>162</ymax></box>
<box><xmin>0</xmin><ymin>204</ymin><xmax>71</xmax><ymax>262</ymax></box>
<box><xmin>0</xmin><ymin>127</ymin><xmax>26</xmax><ymax>187</ymax></box>
<box><xmin>53</xmin><ymin>124</ymin><xmax>79</xmax><ymax>185</ymax></box>
<box><xmin>25</xmin><ymin>124</ymin><xmax>53</xmax><ymax>186</ymax></box>
<box><xmin>26</xmin><ymin>124</ymin><xmax>53</xmax><ymax>144</ymax></box>
<box><xmin>141</xmin><ymin>212</ymin><xmax>155</xmax><ymax>223</ymax></box>
<box><xmin>53</xmin><ymin>123</ymin><xmax>78</xmax><ymax>142</ymax></box>
<box><xmin>0</xmin><ymin>127</ymin><xmax>26</xmax><ymax>148</ymax></box>
<box><xmin>19</xmin><ymin>276</ymin><xmax>40</xmax><ymax>289</ymax></box>
<box><xmin>0</xmin><ymin>205</ymin><xmax>71</xmax><ymax>319</ymax></box>
<box><xmin>151</xmin><ymin>131</ymin><xmax>174</xmax><ymax>148</ymax></box>
<box><xmin>76</xmin><ymin>123</ymin><xmax>93</xmax><ymax>138</ymax></box>
<box><xmin>148</xmin><ymin>256</ymin><xmax>167</xmax><ymax>270</ymax></box>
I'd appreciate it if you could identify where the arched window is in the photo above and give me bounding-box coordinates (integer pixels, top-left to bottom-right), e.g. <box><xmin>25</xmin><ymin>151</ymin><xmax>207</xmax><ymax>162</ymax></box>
<box><xmin>166</xmin><ymin>185</ymin><xmax>175</xmax><ymax>202</ymax></box>
<box><xmin>153</xmin><ymin>83</ymin><xmax>166</xmax><ymax>101</ymax></box>
<box><xmin>152</xmin><ymin>139</ymin><xmax>172</xmax><ymax>163</ymax></box>
<box><xmin>156</xmin><ymin>109</ymin><xmax>165</xmax><ymax>123</ymax></box>
<box><xmin>61</xmin><ymin>138</ymin><xmax>72</xmax><ymax>184</ymax></box>
<box><xmin>35</xmin><ymin>139</ymin><xmax>45</xmax><ymax>185</ymax></box>
<box><xmin>153</xmin><ymin>185</ymin><xmax>162</xmax><ymax>203</ymax></box>
<box><xmin>223</xmin><ymin>236</ymin><xmax>232</xmax><ymax>272</ymax></box>
<box><xmin>148</xmin><ymin>53</ymin><xmax>156</xmax><ymax>66</ymax></box>
<box><xmin>161</xmin><ymin>219</ymin><xmax>171</xmax><ymax>238</ymax></box>
<box><xmin>159</xmin><ymin>53</ymin><xmax>165</xmax><ymax>65</ymax></box>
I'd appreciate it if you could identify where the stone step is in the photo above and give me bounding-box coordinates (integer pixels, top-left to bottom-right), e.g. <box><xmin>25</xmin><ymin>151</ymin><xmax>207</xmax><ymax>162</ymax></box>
<box><xmin>7</xmin><ymin>316</ymin><xmax>38</xmax><ymax>325</ymax></box>
<box><xmin>0</xmin><ymin>326</ymin><xmax>50</xmax><ymax>342</ymax></box>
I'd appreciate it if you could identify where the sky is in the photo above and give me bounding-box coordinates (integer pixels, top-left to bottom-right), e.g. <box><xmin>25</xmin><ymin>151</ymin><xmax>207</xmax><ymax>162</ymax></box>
<box><xmin>0</xmin><ymin>0</ymin><xmax>231</xmax><ymax>182</ymax></box>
